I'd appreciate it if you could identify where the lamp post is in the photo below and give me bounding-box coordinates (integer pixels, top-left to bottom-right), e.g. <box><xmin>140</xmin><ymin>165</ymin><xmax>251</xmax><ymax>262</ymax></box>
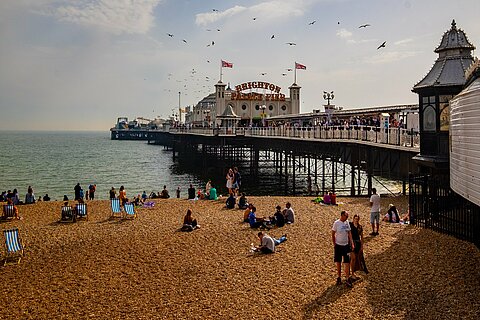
<box><xmin>260</xmin><ymin>105</ymin><xmax>266</xmax><ymax>127</ymax></box>
<box><xmin>323</xmin><ymin>91</ymin><xmax>334</xmax><ymax>105</ymax></box>
<box><xmin>203</xmin><ymin>109</ymin><xmax>211</xmax><ymax>128</ymax></box>
<box><xmin>323</xmin><ymin>91</ymin><xmax>335</xmax><ymax>124</ymax></box>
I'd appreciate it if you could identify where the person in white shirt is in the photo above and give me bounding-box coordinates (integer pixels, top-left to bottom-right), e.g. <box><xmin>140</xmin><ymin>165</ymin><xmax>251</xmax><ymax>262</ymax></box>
<box><xmin>332</xmin><ymin>210</ymin><xmax>354</xmax><ymax>287</ymax></box>
<box><xmin>254</xmin><ymin>232</ymin><xmax>287</xmax><ymax>254</ymax></box>
<box><xmin>369</xmin><ymin>188</ymin><xmax>381</xmax><ymax>236</ymax></box>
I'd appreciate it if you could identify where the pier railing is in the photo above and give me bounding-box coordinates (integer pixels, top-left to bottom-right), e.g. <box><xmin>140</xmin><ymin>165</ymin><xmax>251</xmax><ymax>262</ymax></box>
<box><xmin>162</xmin><ymin>125</ymin><xmax>420</xmax><ymax>149</ymax></box>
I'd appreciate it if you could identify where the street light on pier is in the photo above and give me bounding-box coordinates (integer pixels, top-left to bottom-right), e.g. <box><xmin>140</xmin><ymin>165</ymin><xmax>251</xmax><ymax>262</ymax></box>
<box><xmin>323</xmin><ymin>91</ymin><xmax>334</xmax><ymax>105</ymax></box>
<box><xmin>260</xmin><ymin>105</ymin><xmax>267</xmax><ymax>127</ymax></box>
<box><xmin>323</xmin><ymin>91</ymin><xmax>335</xmax><ymax>124</ymax></box>
<box><xmin>203</xmin><ymin>109</ymin><xmax>211</xmax><ymax>127</ymax></box>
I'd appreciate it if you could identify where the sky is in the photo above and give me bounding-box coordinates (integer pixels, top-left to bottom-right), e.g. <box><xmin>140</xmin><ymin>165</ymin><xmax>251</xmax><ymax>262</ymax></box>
<box><xmin>0</xmin><ymin>0</ymin><xmax>479</xmax><ymax>131</ymax></box>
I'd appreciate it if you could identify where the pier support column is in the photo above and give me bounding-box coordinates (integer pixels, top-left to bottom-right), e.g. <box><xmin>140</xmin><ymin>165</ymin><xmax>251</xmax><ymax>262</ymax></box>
<box><xmin>350</xmin><ymin>165</ymin><xmax>356</xmax><ymax>196</ymax></box>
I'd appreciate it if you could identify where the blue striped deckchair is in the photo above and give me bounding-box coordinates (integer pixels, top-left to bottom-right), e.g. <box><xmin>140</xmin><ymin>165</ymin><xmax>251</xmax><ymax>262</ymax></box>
<box><xmin>75</xmin><ymin>203</ymin><xmax>88</xmax><ymax>221</ymax></box>
<box><xmin>111</xmin><ymin>198</ymin><xmax>122</xmax><ymax>218</ymax></box>
<box><xmin>60</xmin><ymin>205</ymin><xmax>75</xmax><ymax>222</ymax></box>
<box><xmin>2</xmin><ymin>205</ymin><xmax>16</xmax><ymax>220</ymax></box>
<box><xmin>124</xmin><ymin>203</ymin><xmax>136</xmax><ymax>219</ymax></box>
<box><xmin>3</xmin><ymin>228</ymin><xmax>24</xmax><ymax>266</ymax></box>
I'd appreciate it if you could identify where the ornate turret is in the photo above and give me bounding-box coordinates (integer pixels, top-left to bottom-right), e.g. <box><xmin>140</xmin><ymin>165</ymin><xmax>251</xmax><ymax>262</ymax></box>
<box><xmin>413</xmin><ymin>20</ymin><xmax>475</xmax><ymax>91</ymax></box>
<box><xmin>412</xmin><ymin>20</ymin><xmax>476</xmax><ymax>174</ymax></box>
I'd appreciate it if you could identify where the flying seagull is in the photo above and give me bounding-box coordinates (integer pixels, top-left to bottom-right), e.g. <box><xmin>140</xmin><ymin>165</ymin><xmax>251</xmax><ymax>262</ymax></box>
<box><xmin>308</xmin><ymin>20</ymin><xmax>316</xmax><ymax>25</ymax></box>
<box><xmin>281</xmin><ymin>73</ymin><xmax>287</xmax><ymax>76</ymax></box>
<box><xmin>182</xmin><ymin>39</ymin><xmax>187</xmax><ymax>43</ymax></box>
<box><xmin>212</xmin><ymin>9</ymin><xmax>218</xmax><ymax>12</ymax></box>
<box><xmin>377</xmin><ymin>41</ymin><xmax>386</xmax><ymax>49</ymax></box>
<box><xmin>217</xmin><ymin>29</ymin><xmax>221</xmax><ymax>32</ymax></box>
<box><xmin>271</xmin><ymin>35</ymin><xmax>275</xmax><ymax>39</ymax></box>
<box><xmin>260</xmin><ymin>72</ymin><xmax>267</xmax><ymax>76</ymax></box>
<box><xmin>286</xmin><ymin>42</ymin><xmax>296</xmax><ymax>46</ymax></box>
<box><xmin>167</xmin><ymin>33</ymin><xmax>174</xmax><ymax>37</ymax></box>
<box><xmin>212</xmin><ymin>41</ymin><xmax>215</xmax><ymax>46</ymax></box>
<box><xmin>286</xmin><ymin>68</ymin><xmax>293</xmax><ymax>71</ymax></box>
<box><xmin>359</xmin><ymin>24</ymin><xmax>371</xmax><ymax>28</ymax></box>
<box><xmin>253</xmin><ymin>17</ymin><xmax>257</xmax><ymax>21</ymax></box>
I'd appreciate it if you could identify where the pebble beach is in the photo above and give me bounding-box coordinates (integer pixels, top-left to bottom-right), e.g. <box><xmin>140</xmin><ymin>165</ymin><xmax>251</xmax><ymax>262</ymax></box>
<box><xmin>1</xmin><ymin>196</ymin><xmax>479</xmax><ymax>319</ymax></box>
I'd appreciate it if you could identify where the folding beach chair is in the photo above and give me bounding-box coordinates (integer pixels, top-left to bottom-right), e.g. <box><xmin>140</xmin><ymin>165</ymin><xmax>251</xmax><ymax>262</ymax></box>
<box><xmin>2</xmin><ymin>205</ymin><xmax>16</xmax><ymax>220</ymax></box>
<box><xmin>60</xmin><ymin>205</ymin><xmax>76</xmax><ymax>223</ymax></box>
<box><xmin>75</xmin><ymin>203</ymin><xmax>88</xmax><ymax>221</ymax></box>
<box><xmin>124</xmin><ymin>203</ymin><xmax>136</xmax><ymax>219</ymax></box>
<box><xmin>3</xmin><ymin>228</ymin><xmax>25</xmax><ymax>266</ymax></box>
<box><xmin>111</xmin><ymin>198</ymin><xmax>122</xmax><ymax>218</ymax></box>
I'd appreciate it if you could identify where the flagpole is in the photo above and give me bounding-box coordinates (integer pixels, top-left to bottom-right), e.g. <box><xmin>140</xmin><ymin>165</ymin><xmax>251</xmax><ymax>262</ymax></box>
<box><xmin>220</xmin><ymin>60</ymin><xmax>223</xmax><ymax>82</ymax></box>
<box><xmin>294</xmin><ymin>62</ymin><xmax>297</xmax><ymax>84</ymax></box>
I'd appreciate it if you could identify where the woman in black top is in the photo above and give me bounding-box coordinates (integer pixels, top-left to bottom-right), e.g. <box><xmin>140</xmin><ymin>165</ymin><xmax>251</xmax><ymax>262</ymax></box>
<box><xmin>349</xmin><ymin>214</ymin><xmax>367</xmax><ymax>277</ymax></box>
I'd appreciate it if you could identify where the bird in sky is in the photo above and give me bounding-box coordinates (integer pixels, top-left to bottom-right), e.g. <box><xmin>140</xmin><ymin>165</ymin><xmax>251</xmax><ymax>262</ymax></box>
<box><xmin>212</xmin><ymin>41</ymin><xmax>215</xmax><ymax>46</ymax></box>
<box><xmin>377</xmin><ymin>41</ymin><xmax>386</xmax><ymax>49</ymax></box>
<box><xmin>286</xmin><ymin>68</ymin><xmax>293</xmax><ymax>71</ymax></box>
<box><xmin>271</xmin><ymin>35</ymin><xmax>275</xmax><ymax>39</ymax></box>
<box><xmin>253</xmin><ymin>17</ymin><xmax>257</xmax><ymax>20</ymax></box>
<box><xmin>359</xmin><ymin>24</ymin><xmax>371</xmax><ymax>28</ymax></box>
<box><xmin>167</xmin><ymin>33</ymin><xmax>174</xmax><ymax>37</ymax></box>
<box><xmin>182</xmin><ymin>39</ymin><xmax>187</xmax><ymax>43</ymax></box>
<box><xmin>281</xmin><ymin>73</ymin><xmax>287</xmax><ymax>76</ymax></box>
<box><xmin>207</xmin><ymin>60</ymin><xmax>210</xmax><ymax>63</ymax></box>
<box><xmin>217</xmin><ymin>29</ymin><xmax>221</xmax><ymax>32</ymax></box>
<box><xmin>286</xmin><ymin>42</ymin><xmax>296</xmax><ymax>46</ymax></box>
<box><xmin>260</xmin><ymin>72</ymin><xmax>267</xmax><ymax>76</ymax></box>
<box><xmin>212</xmin><ymin>9</ymin><xmax>218</xmax><ymax>12</ymax></box>
<box><xmin>308</xmin><ymin>20</ymin><xmax>316</xmax><ymax>25</ymax></box>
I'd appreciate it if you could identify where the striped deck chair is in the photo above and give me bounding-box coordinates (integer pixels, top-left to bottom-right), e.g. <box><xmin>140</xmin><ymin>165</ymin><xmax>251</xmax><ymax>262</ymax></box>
<box><xmin>3</xmin><ymin>228</ymin><xmax>25</xmax><ymax>266</ymax></box>
<box><xmin>75</xmin><ymin>203</ymin><xmax>88</xmax><ymax>221</ymax></box>
<box><xmin>124</xmin><ymin>203</ymin><xmax>136</xmax><ymax>219</ymax></box>
<box><xmin>111</xmin><ymin>198</ymin><xmax>122</xmax><ymax>218</ymax></box>
<box><xmin>60</xmin><ymin>205</ymin><xmax>76</xmax><ymax>222</ymax></box>
<box><xmin>2</xmin><ymin>205</ymin><xmax>17</xmax><ymax>220</ymax></box>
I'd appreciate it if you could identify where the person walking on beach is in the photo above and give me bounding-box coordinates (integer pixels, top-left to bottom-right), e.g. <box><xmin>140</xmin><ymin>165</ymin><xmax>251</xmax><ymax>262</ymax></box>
<box><xmin>119</xmin><ymin>185</ymin><xmax>127</xmax><ymax>206</ymax></box>
<box><xmin>332</xmin><ymin>210</ymin><xmax>354</xmax><ymax>287</ymax></box>
<box><xmin>226</xmin><ymin>168</ymin><xmax>234</xmax><ymax>195</ymax></box>
<box><xmin>74</xmin><ymin>183</ymin><xmax>81</xmax><ymax>201</ymax></box>
<box><xmin>233</xmin><ymin>167</ymin><xmax>241</xmax><ymax>195</ymax></box>
<box><xmin>89</xmin><ymin>184</ymin><xmax>96</xmax><ymax>200</ymax></box>
<box><xmin>188</xmin><ymin>184</ymin><xmax>196</xmax><ymax>200</ymax></box>
<box><xmin>369</xmin><ymin>188</ymin><xmax>381</xmax><ymax>236</ymax></box>
<box><xmin>109</xmin><ymin>187</ymin><xmax>116</xmax><ymax>199</ymax></box>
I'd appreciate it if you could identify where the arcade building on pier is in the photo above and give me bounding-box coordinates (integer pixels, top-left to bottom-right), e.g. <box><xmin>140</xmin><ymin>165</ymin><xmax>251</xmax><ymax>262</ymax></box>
<box><xmin>187</xmin><ymin>79</ymin><xmax>301</xmax><ymax>127</ymax></box>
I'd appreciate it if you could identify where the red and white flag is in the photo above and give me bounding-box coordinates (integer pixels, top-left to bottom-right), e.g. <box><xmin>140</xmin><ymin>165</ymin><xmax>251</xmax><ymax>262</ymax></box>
<box><xmin>295</xmin><ymin>62</ymin><xmax>306</xmax><ymax>70</ymax></box>
<box><xmin>221</xmin><ymin>60</ymin><xmax>233</xmax><ymax>68</ymax></box>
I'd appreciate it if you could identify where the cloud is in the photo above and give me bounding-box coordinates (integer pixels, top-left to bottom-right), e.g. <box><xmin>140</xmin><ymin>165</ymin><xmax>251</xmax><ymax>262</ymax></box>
<box><xmin>336</xmin><ymin>28</ymin><xmax>352</xmax><ymax>39</ymax></box>
<box><xmin>195</xmin><ymin>0</ymin><xmax>311</xmax><ymax>26</ymax></box>
<box><xmin>394</xmin><ymin>38</ymin><xmax>414</xmax><ymax>46</ymax></box>
<box><xmin>364</xmin><ymin>51</ymin><xmax>419</xmax><ymax>64</ymax></box>
<box><xmin>42</xmin><ymin>0</ymin><xmax>162</xmax><ymax>34</ymax></box>
<box><xmin>195</xmin><ymin>6</ymin><xmax>247</xmax><ymax>26</ymax></box>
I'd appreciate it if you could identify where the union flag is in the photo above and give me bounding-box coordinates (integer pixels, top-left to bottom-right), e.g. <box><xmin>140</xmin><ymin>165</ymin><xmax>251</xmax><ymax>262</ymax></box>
<box><xmin>295</xmin><ymin>62</ymin><xmax>306</xmax><ymax>70</ymax></box>
<box><xmin>221</xmin><ymin>60</ymin><xmax>233</xmax><ymax>68</ymax></box>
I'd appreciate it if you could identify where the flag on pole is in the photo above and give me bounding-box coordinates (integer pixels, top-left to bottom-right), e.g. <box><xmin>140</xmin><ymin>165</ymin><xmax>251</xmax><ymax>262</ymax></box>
<box><xmin>221</xmin><ymin>60</ymin><xmax>233</xmax><ymax>68</ymax></box>
<box><xmin>295</xmin><ymin>62</ymin><xmax>306</xmax><ymax>70</ymax></box>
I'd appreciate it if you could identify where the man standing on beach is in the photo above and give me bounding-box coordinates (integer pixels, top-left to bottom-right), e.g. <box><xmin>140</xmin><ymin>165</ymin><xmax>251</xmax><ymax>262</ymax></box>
<box><xmin>369</xmin><ymin>188</ymin><xmax>381</xmax><ymax>236</ymax></box>
<box><xmin>332</xmin><ymin>210</ymin><xmax>354</xmax><ymax>287</ymax></box>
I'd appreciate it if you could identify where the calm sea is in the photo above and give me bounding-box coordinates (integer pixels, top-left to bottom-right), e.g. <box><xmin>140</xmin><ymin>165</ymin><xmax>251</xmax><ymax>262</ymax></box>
<box><xmin>0</xmin><ymin>131</ymin><xmax>204</xmax><ymax>201</ymax></box>
<box><xmin>0</xmin><ymin>131</ymin><xmax>403</xmax><ymax>201</ymax></box>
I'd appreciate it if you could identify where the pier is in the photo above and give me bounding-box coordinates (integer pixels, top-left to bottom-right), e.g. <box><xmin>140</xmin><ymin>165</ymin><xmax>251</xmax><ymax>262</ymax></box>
<box><xmin>148</xmin><ymin>125</ymin><xmax>419</xmax><ymax>196</ymax></box>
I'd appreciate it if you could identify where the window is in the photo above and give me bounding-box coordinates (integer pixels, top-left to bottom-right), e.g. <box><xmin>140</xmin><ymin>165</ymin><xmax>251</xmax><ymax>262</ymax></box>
<box><xmin>281</xmin><ymin>105</ymin><xmax>287</xmax><ymax>111</ymax></box>
<box><xmin>269</xmin><ymin>105</ymin><xmax>274</xmax><ymax>111</ymax></box>
<box><xmin>241</xmin><ymin>104</ymin><xmax>247</xmax><ymax>110</ymax></box>
<box><xmin>255</xmin><ymin>105</ymin><xmax>260</xmax><ymax>111</ymax></box>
